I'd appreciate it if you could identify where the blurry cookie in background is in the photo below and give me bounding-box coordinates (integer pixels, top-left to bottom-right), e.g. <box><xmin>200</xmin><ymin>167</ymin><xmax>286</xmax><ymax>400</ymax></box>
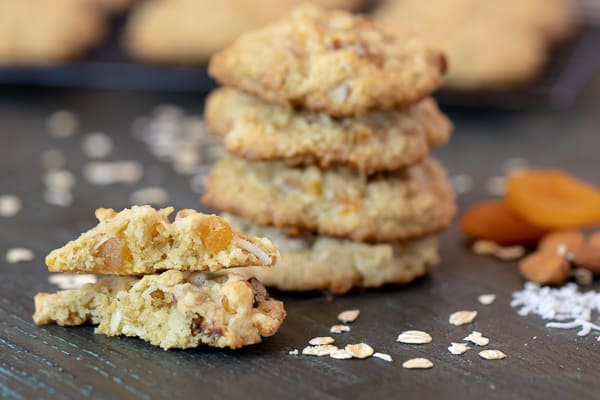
<box><xmin>0</xmin><ymin>0</ymin><xmax>107</xmax><ymax>65</ymax></box>
<box><xmin>123</xmin><ymin>0</ymin><xmax>364</xmax><ymax>64</ymax></box>
<box><xmin>375</xmin><ymin>0</ymin><xmax>578</xmax><ymax>90</ymax></box>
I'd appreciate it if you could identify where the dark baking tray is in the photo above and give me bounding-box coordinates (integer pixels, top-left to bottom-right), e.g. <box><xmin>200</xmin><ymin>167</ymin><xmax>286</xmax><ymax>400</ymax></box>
<box><xmin>0</xmin><ymin>12</ymin><xmax>598</xmax><ymax>110</ymax></box>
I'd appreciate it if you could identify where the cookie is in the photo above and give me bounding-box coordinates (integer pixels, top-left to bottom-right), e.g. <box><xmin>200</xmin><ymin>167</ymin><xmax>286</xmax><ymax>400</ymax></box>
<box><xmin>203</xmin><ymin>157</ymin><xmax>456</xmax><ymax>242</ymax></box>
<box><xmin>226</xmin><ymin>215</ymin><xmax>439</xmax><ymax>294</ymax></box>
<box><xmin>33</xmin><ymin>270</ymin><xmax>286</xmax><ymax>350</ymax></box>
<box><xmin>124</xmin><ymin>0</ymin><xmax>363</xmax><ymax>64</ymax></box>
<box><xmin>375</xmin><ymin>0</ymin><xmax>574</xmax><ymax>89</ymax></box>
<box><xmin>205</xmin><ymin>88</ymin><xmax>452</xmax><ymax>174</ymax></box>
<box><xmin>0</xmin><ymin>0</ymin><xmax>106</xmax><ymax>65</ymax></box>
<box><xmin>46</xmin><ymin>206</ymin><xmax>279</xmax><ymax>275</ymax></box>
<box><xmin>208</xmin><ymin>3</ymin><xmax>446</xmax><ymax>117</ymax></box>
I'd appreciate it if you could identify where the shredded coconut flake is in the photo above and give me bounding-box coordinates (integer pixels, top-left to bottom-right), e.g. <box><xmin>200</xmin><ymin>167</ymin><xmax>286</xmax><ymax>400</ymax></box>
<box><xmin>512</xmin><ymin>282</ymin><xmax>600</xmax><ymax>339</ymax></box>
<box><xmin>234</xmin><ymin>237</ymin><xmax>271</xmax><ymax>264</ymax></box>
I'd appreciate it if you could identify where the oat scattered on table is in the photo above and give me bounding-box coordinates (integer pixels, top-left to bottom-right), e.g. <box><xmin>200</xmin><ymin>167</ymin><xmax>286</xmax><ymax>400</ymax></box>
<box><xmin>129</xmin><ymin>186</ymin><xmax>170</xmax><ymax>206</ymax></box>
<box><xmin>344</xmin><ymin>343</ymin><xmax>373</xmax><ymax>359</ymax></box>
<box><xmin>0</xmin><ymin>195</ymin><xmax>21</xmax><ymax>217</ymax></box>
<box><xmin>6</xmin><ymin>248</ymin><xmax>34</xmax><ymax>263</ymax></box>
<box><xmin>330</xmin><ymin>325</ymin><xmax>351</xmax><ymax>334</ymax></box>
<box><xmin>302</xmin><ymin>344</ymin><xmax>339</xmax><ymax>357</ymax></box>
<box><xmin>448</xmin><ymin>342</ymin><xmax>470</xmax><ymax>355</ymax></box>
<box><xmin>478</xmin><ymin>294</ymin><xmax>496</xmax><ymax>305</ymax></box>
<box><xmin>464</xmin><ymin>331</ymin><xmax>490</xmax><ymax>346</ymax></box>
<box><xmin>479</xmin><ymin>350</ymin><xmax>506</xmax><ymax>360</ymax></box>
<box><xmin>396</xmin><ymin>330</ymin><xmax>432</xmax><ymax>344</ymax></box>
<box><xmin>329</xmin><ymin>349</ymin><xmax>353</xmax><ymax>359</ymax></box>
<box><xmin>449</xmin><ymin>310</ymin><xmax>477</xmax><ymax>326</ymax></box>
<box><xmin>485</xmin><ymin>176</ymin><xmax>506</xmax><ymax>196</ymax></box>
<box><xmin>82</xmin><ymin>132</ymin><xmax>114</xmax><ymax>159</ymax></box>
<box><xmin>472</xmin><ymin>239</ymin><xmax>499</xmax><ymax>255</ymax></box>
<box><xmin>373</xmin><ymin>352</ymin><xmax>393</xmax><ymax>362</ymax></box>
<box><xmin>402</xmin><ymin>358</ymin><xmax>433</xmax><ymax>369</ymax></box>
<box><xmin>43</xmin><ymin>170</ymin><xmax>76</xmax><ymax>191</ymax></box>
<box><xmin>83</xmin><ymin>161</ymin><xmax>143</xmax><ymax>185</ymax></box>
<box><xmin>40</xmin><ymin>149</ymin><xmax>66</xmax><ymax>170</ymax></box>
<box><xmin>309</xmin><ymin>336</ymin><xmax>335</xmax><ymax>346</ymax></box>
<box><xmin>450</xmin><ymin>174</ymin><xmax>473</xmax><ymax>195</ymax></box>
<box><xmin>49</xmin><ymin>274</ymin><xmax>97</xmax><ymax>289</ymax></box>
<box><xmin>288</xmin><ymin>349</ymin><xmax>299</xmax><ymax>356</ymax></box>
<box><xmin>43</xmin><ymin>189</ymin><xmax>73</xmax><ymax>207</ymax></box>
<box><xmin>337</xmin><ymin>309</ymin><xmax>360</xmax><ymax>323</ymax></box>
<box><xmin>494</xmin><ymin>245</ymin><xmax>525</xmax><ymax>260</ymax></box>
<box><xmin>47</xmin><ymin>110</ymin><xmax>79</xmax><ymax>138</ymax></box>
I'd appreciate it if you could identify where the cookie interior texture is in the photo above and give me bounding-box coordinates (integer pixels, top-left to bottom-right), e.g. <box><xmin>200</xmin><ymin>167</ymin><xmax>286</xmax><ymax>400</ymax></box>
<box><xmin>45</xmin><ymin>205</ymin><xmax>279</xmax><ymax>275</ymax></box>
<box><xmin>203</xmin><ymin>157</ymin><xmax>456</xmax><ymax>242</ymax></box>
<box><xmin>33</xmin><ymin>271</ymin><xmax>286</xmax><ymax>350</ymax></box>
<box><xmin>205</xmin><ymin>87</ymin><xmax>452</xmax><ymax>174</ymax></box>
<box><xmin>209</xmin><ymin>3</ymin><xmax>446</xmax><ymax>116</ymax></box>
<box><xmin>225</xmin><ymin>215</ymin><xmax>439</xmax><ymax>294</ymax></box>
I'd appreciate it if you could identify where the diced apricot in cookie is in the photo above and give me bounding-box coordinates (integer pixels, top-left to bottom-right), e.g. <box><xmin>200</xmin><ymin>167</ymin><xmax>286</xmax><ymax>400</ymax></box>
<box><xmin>461</xmin><ymin>200</ymin><xmax>547</xmax><ymax>245</ymax></box>
<box><xmin>198</xmin><ymin>215</ymin><xmax>234</xmax><ymax>254</ymax></box>
<box><xmin>506</xmin><ymin>170</ymin><xmax>600</xmax><ymax>230</ymax></box>
<box><xmin>518</xmin><ymin>251</ymin><xmax>570</xmax><ymax>285</ymax></box>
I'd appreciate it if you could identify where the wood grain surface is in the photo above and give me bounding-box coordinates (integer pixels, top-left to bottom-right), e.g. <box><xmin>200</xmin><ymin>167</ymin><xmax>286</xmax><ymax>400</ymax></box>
<box><xmin>1</xmin><ymin>79</ymin><xmax>600</xmax><ymax>400</ymax></box>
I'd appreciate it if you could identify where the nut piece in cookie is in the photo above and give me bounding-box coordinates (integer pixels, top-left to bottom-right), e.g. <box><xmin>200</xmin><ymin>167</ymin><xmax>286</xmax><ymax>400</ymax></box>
<box><xmin>209</xmin><ymin>3</ymin><xmax>446</xmax><ymax>116</ymax></box>
<box><xmin>33</xmin><ymin>271</ymin><xmax>286</xmax><ymax>350</ymax></box>
<box><xmin>203</xmin><ymin>157</ymin><xmax>456</xmax><ymax>242</ymax></box>
<box><xmin>45</xmin><ymin>206</ymin><xmax>279</xmax><ymax>275</ymax></box>
<box><xmin>205</xmin><ymin>88</ymin><xmax>452</xmax><ymax>174</ymax></box>
<box><xmin>226</xmin><ymin>215</ymin><xmax>439</xmax><ymax>294</ymax></box>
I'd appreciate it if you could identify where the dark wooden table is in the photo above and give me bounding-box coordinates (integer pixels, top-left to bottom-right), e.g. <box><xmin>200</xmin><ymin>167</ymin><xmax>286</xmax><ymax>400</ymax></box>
<box><xmin>1</xmin><ymin>78</ymin><xmax>600</xmax><ymax>400</ymax></box>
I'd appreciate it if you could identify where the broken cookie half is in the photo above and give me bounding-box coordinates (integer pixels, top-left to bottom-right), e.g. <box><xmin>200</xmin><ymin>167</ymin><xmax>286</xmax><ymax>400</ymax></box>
<box><xmin>34</xmin><ymin>270</ymin><xmax>286</xmax><ymax>350</ymax></box>
<box><xmin>45</xmin><ymin>206</ymin><xmax>279</xmax><ymax>275</ymax></box>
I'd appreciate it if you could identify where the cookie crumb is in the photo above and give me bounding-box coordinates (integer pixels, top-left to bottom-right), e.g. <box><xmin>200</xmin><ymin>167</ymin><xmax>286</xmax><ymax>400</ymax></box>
<box><xmin>6</xmin><ymin>248</ymin><xmax>34</xmax><ymax>263</ymax></box>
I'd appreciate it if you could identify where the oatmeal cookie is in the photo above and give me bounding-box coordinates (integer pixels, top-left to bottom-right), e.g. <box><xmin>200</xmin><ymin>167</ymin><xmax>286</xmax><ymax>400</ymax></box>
<box><xmin>208</xmin><ymin>3</ymin><xmax>446</xmax><ymax>116</ymax></box>
<box><xmin>0</xmin><ymin>0</ymin><xmax>106</xmax><ymax>65</ymax></box>
<box><xmin>205</xmin><ymin>88</ymin><xmax>451</xmax><ymax>174</ymax></box>
<box><xmin>203</xmin><ymin>157</ymin><xmax>456</xmax><ymax>242</ymax></box>
<box><xmin>375</xmin><ymin>0</ymin><xmax>575</xmax><ymax>89</ymax></box>
<box><xmin>226</xmin><ymin>215</ymin><xmax>439</xmax><ymax>294</ymax></box>
<box><xmin>46</xmin><ymin>206</ymin><xmax>279</xmax><ymax>275</ymax></box>
<box><xmin>33</xmin><ymin>271</ymin><xmax>286</xmax><ymax>350</ymax></box>
<box><xmin>124</xmin><ymin>0</ymin><xmax>363</xmax><ymax>64</ymax></box>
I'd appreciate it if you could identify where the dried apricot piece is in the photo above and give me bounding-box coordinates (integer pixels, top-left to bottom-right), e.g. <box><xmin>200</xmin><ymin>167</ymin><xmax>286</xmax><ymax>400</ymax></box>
<box><xmin>460</xmin><ymin>200</ymin><xmax>547</xmax><ymax>245</ymax></box>
<box><xmin>506</xmin><ymin>170</ymin><xmax>600</xmax><ymax>230</ymax></box>
<box><xmin>198</xmin><ymin>215</ymin><xmax>234</xmax><ymax>254</ymax></box>
<box><xmin>572</xmin><ymin>241</ymin><xmax>600</xmax><ymax>274</ymax></box>
<box><xmin>518</xmin><ymin>251</ymin><xmax>571</xmax><ymax>285</ymax></box>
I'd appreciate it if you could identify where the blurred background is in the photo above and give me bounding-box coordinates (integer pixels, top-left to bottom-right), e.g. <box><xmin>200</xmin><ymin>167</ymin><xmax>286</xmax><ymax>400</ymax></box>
<box><xmin>1</xmin><ymin>0</ymin><xmax>599</xmax><ymax>109</ymax></box>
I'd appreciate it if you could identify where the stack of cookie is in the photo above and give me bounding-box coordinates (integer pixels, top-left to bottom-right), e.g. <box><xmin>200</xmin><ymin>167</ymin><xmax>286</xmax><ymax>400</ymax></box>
<box><xmin>33</xmin><ymin>206</ymin><xmax>286</xmax><ymax>350</ymax></box>
<box><xmin>203</xmin><ymin>4</ymin><xmax>456</xmax><ymax>294</ymax></box>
